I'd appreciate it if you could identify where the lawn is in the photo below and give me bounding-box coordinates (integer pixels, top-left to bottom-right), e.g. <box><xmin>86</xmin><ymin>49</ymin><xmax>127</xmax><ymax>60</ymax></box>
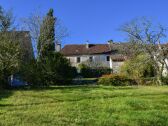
<box><xmin>0</xmin><ymin>86</ymin><xmax>168</xmax><ymax>126</ymax></box>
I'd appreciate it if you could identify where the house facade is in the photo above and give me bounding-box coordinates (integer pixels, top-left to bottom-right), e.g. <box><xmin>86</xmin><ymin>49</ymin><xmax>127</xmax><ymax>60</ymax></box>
<box><xmin>60</xmin><ymin>42</ymin><xmax>128</xmax><ymax>73</ymax></box>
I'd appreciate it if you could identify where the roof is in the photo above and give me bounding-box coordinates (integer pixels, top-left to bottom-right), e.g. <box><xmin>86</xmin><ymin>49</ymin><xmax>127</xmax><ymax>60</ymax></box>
<box><xmin>111</xmin><ymin>54</ymin><xmax>127</xmax><ymax>61</ymax></box>
<box><xmin>61</xmin><ymin>44</ymin><xmax>111</xmax><ymax>56</ymax></box>
<box><xmin>0</xmin><ymin>31</ymin><xmax>34</xmax><ymax>61</ymax></box>
<box><xmin>60</xmin><ymin>43</ymin><xmax>129</xmax><ymax>56</ymax></box>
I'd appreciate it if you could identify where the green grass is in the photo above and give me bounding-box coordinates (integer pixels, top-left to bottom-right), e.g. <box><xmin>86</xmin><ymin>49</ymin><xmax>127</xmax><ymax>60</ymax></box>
<box><xmin>0</xmin><ymin>86</ymin><xmax>168</xmax><ymax>126</ymax></box>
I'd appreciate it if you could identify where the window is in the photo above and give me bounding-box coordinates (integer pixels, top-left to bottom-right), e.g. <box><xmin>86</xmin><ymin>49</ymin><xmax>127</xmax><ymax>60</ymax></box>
<box><xmin>106</xmin><ymin>56</ymin><xmax>110</xmax><ymax>61</ymax></box>
<box><xmin>89</xmin><ymin>56</ymin><xmax>93</xmax><ymax>62</ymax></box>
<box><xmin>77</xmin><ymin>57</ymin><xmax>81</xmax><ymax>63</ymax></box>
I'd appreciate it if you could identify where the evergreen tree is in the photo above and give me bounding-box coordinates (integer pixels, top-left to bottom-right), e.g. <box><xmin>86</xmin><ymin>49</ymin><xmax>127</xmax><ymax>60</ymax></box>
<box><xmin>38</xmin><ymin>9</ymin><xmax>56</xmax><ymax>57</ymax></box>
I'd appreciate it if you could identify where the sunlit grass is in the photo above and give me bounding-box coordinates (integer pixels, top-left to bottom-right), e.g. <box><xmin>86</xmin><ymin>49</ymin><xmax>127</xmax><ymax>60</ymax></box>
<box><xmin>0</xmin><ymin>86</ymin><xmax>168</xmax><ymax>126</ymax></box>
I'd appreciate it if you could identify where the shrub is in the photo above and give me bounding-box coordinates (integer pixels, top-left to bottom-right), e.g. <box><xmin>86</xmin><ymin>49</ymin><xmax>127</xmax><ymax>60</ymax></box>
<box><xmin>21</xmin><ymin>53</ymin><xmax>77</xmax><ymax>87</ymax></box>
<box><xmin>20</xmin><ymin>60</ymin><xmax>43</xmax><ymax>87</ymax></box>
<box><xmin>162</xmin><ymin>77</ymin><xmax>168</xmax><ymax>85</ymax></box>
<box><xmin>120</xmin><ymin>54</ymin><xmax>156</xmax><ymax>79</ymax></box>
<box><xmin>79</xmin><ymin>64</ymin><xmax>112</xmax><ymax>78</ymax></box>
<box><xmin>98</xmin><ymin>74</ymin><xmax>137</xmax><ymax>86</ymax></box>
<box><xmin>136</xmin><ymin>77</ymin><xmax>157</xmax><ymax>85</ymax></box>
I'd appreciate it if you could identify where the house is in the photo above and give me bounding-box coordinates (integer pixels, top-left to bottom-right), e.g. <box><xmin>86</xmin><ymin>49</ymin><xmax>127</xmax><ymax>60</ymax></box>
<box><xmin>60</xmin><ymin>42</ymin><xmax>129</xmax><ymax>73</ymax></box>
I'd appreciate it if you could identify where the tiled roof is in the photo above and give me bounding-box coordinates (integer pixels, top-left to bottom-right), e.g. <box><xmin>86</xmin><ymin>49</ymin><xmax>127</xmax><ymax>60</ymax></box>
<box><xmin>60</xmin><ymin>43</ymin><xmax>129</xmax><ymax>56</ymax></box>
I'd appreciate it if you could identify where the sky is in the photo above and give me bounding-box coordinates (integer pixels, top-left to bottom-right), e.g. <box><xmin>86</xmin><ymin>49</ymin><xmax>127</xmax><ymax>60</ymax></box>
<box><xmin>0</xmin><ymin>0</ymin><xmax>168</xmax><ymax>45</ymax></box>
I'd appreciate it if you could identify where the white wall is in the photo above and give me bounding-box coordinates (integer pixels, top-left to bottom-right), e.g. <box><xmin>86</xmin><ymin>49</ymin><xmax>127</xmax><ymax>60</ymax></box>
<box><xmin>66</xmin><ymin>54</ymin><xmax>111</xmax><ymax>67</ymax></box>
<box><xmin>112</xmin><ymin>62</ymin><xmax>124</xmax><ymax>73</ymax></box>
<box><xmin>66</xmin><ymin>55</ymin><xmax>124</xmax><ymax>73</ymax></box>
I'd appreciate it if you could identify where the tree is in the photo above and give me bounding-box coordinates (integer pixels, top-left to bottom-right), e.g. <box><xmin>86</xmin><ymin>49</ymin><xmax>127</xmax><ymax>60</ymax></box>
<box><xmin>21</xmin><ymin>53</ymin><xmax>77</xmax><ymax>86</ymax></box>
<box><xmin>0</xmin><ymin>6</ymin><xmax>20</xmax><ymax>89</ymax></box>
<box><xmin>20</xmin><ymin>8</ymin><xmax>75</xmax><ymax>86</ymax></box>
<box><xmin>0</xmin><ymin>6</ymin><xmax>15</xmax><ymax>32</ymax></box>
<box><xmin>21</xmin><ymin>10</ymin><xmax>69</xmax><ymax>56</ymax></box>
<box><xmin>0</xmin><ymin>33</ymin><xmax>21</xmax><ymax>88</ymax></box>
<box><xmin>121</xmin><ymin>18</ymin><xmax>168</xmax><ymax>84</ymax></box>
<box><xmin>37</xmin><ymin>9</ymin><xmax>56</xmax><ymax>57</ymax></box>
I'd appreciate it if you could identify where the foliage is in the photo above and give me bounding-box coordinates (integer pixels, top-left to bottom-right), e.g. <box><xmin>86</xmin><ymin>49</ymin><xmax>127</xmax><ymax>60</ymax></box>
<box><xmin>21</xmin><ymin>8</ymin><xmax>76</xmax><ymax>87</ymax></box>
<box><xmin>21</xmin><ymin>53</ymin><xmax>77</xmax><ymax>87</ymax></box>
<box><xmin>98</xmin><ymin>74</ymin><xmax>137</xmax><ymax>86</ymax></box>
<box><xmin>22</xmin><ymin>11</ymin><xmax>68</xmax><ymax>55</ymax></box>
<box><xmin>162</xmin><ymin>76</ymin><xmax>168</xmax><ymax>85</ymax></box>
<box><xmin>0</xmin><ymin>33</ymin><xmax>21</xmax><ymax>89</ymax></box>
<box><xmin>20</xmin><ymin>59</ymin><xmax>42</xmax><ymax>87</ymax></box>
<box><xmin>120</xmin><ymin>54</ymin><xmax>156</xmax><ymax>79</ymax></box>
<box><xmin>0</xmin><ymin>6</ymin><xmax>19</xmax><ymax>89</ymax></box>
<box><xmin>121</xmin><ymin>17</ymin><xmax>168</xmax><ymax>84</ymax></box>
<box><xmin>79</xmin><ymin>63</ymin><xmax>112</xmax><ymax>78</ymax></box>
<box><xmin>39</xmin><ymin>52</ymin><xmax>77</xmax><ymax>85</ymax></box>
<box><xmin>37</xmin><ymin>8</ymin><xmax>56</xmax><ymax>57</ymax></box>
<box><xmin>0</xmin><ymin>6</ymin><xmax>15</xmax><ymax>31</ymax></box>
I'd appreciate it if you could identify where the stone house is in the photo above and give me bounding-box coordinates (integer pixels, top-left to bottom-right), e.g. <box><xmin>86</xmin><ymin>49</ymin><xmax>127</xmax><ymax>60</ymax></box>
<box><xmin>60</xmin><ymin>42</ymin><xmax>128</xmax><ymax>73</ymax></box>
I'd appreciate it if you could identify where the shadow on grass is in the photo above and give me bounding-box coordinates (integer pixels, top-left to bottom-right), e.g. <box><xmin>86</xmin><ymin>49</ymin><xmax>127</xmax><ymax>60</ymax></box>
<box><xmin>18</xmin><ymin>85</ymin><xmax>100</xmax><ymax>92</ymax></box>
<box><xmin>24</xmin><ymin>85</ymin><xmax>139</xmax><ymax>91</ymax></box>
<box><xmin>100</xmin><ymin>86</ymin><xmax>139</xmax><ymax>90</ymax></box>
<box><xmin>0</xmin><ymin>90</ymin><xmax>13</xmax><ymax>100</ymax></box>
<box><xmin>0</xmin><ymin>90</ymin><xmax>13</xmax><ymax>108</ymax></box>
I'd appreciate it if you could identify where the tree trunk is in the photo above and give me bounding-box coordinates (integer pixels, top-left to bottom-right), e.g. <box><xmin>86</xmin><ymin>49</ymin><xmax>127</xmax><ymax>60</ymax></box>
<box><xmin>156</xmin><ymin>75</ymin><xmax>162</xmax><ymax>85</ymax></box>
<box><xmin>156</xmin><ymin>66</ymin><xmax>163</xmax><ymax>86</ymax></box>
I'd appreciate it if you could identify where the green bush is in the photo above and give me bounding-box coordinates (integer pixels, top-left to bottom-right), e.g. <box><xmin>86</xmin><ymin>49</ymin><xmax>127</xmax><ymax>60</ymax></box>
<box><xmin>98</xmin><ymin>74</ymin><xmax>137</xmax><ymax>86</ymax></box>
<box><xmin>120</xmin><ymin>54</ymin><xmax>156</xmax><ymax>79</ymax></box>
<box><xmin>79</xmin><ymin>64</ymin><xmax>112</xmax><ymax>78</ymax></box>
<box><xmin>20</xmin><ymin>60</ymin><xmax>43</xmax><ymax>87</ymax></box>
<box><xmin>162</xmin><ymin>77</ymin><xmax>168</xmax><ymax>85</ymax></box>
<box><xmin>21</xmin><ymin>53</ymin><xmax>77</xmax><ymax>87</ymax></box>
<box><xmin>136</xmin><ymin>77</ymin><xmax>157</xmax><ymax>85</ymax></box>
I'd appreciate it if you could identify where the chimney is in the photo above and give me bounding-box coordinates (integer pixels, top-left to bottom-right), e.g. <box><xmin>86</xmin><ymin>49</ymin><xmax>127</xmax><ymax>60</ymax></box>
<box><xmin>86</xmin><ymin>41</ymin><xmax>89</xmax><ymax>49</ymax></box>
<box><xmin>55</xmin><ymin>42</ymin><xmax>61</xmax><ymax>52</ymax></box>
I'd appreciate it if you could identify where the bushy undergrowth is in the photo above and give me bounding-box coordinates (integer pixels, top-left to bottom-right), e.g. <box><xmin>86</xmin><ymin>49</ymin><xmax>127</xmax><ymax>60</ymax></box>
<box><xmin>21</xmin><ymin>53</ymin><xmax>77</xmax><ymax>87</ymax></box>
<box><xmin>120</xmin><ymin>54</ymin><xmax>156</xmax><ymax>79</ymax></box>
<box><xmin>135</xmin><ymin>77</ymin><xmax>158</xmax><ymax>85</ymax></box>
<box><xmin>162</xmin><ymin>77</ymin><xmax>168</xmax><ymax>85</ymax></box>
<box><xmin>79</xmin><ymin>64</ymin><xmax>112</xmax><ymax>78</ymax></box>
<box><xmin>98</xmin><ymin>74</ymin><xmax>137</xmax><ymax>86</ymax></box>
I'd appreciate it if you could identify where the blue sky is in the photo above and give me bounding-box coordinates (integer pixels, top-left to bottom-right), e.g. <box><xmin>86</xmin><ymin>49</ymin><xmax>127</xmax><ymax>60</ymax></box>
<box><xmin>0</xmin><ymin>0</ymin><xmax>168</xmax><ymax>45</ymax></box>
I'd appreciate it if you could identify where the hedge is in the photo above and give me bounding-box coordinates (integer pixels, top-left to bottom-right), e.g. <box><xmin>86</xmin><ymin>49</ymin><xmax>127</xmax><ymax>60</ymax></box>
<box><xmin>98</xmin><ymin>74</ymin><xmax>137</xmax><ymax>86</ymax></box>
<box><xmin>80</xmin><ymin>67</ymin><xmax>112</xmax><ymax>78</ymax></box>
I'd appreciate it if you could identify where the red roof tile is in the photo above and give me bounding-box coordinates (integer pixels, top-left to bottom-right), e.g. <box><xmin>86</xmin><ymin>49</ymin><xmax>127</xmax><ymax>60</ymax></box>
<box><xmin>60</xmin><ymin>43</ymin><xmax>127</xmax><ymax>56</ymax></box>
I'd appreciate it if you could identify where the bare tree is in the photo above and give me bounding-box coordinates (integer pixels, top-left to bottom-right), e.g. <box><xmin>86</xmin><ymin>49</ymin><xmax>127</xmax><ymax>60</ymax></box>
<box><xmin>121</xmin><ymin>17</ymin><xmax>168</xmax><ymax>84</ymax></box>
<box><xmin>21</xmin><ymin>12</ymin><xmax>42</xmax><ymax>44</ymax></box>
